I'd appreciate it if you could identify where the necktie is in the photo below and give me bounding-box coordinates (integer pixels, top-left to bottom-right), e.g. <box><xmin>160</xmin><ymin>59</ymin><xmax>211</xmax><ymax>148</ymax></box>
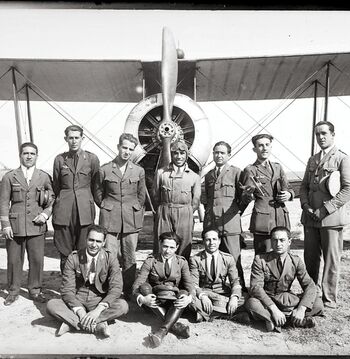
<box><xmin>73</xmin><ymin>153</ymin><xmax>78</xmax><ymax>170</ymax></box>
<box><xmin>89</xmin><ymin>257</ymin><xmax>96</xmax><ymax>283</ymax></box>
<box><xmin>216</xmin><ymin>167</ymin><xmax>221</xmax><ymax>178</ymax></box>
<box><xmin>210</xmin><ymin>255</ymin><xmax>216</xmax><ymax>279</ymax></box>
<box><xmin>277</xmin><ymin>257</ymin><xmax>283</xmax><ymax>274</ymax></box>
<box><xmin>165</xmin><ymin>259</ymin><xmax>171</xmax><ymax>277</ymax></box>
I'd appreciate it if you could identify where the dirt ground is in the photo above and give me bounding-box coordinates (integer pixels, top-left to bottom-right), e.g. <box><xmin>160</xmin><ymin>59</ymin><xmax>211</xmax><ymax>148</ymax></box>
<box><xmin>1</xmin><ymin>200</ymin><xmax>350</xmax><ymax>357</ymax></box>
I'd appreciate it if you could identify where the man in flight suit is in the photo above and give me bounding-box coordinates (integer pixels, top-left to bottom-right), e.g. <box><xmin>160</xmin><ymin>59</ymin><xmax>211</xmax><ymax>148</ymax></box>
<box><xmin>52</xmin><ymin>125</ymin><xmax>100</xmax><ymax>272</ymax></box>
<box><xmin>245</xmin><ymin>226</ymin><xmax>323</xmax><ymax>332</ymax></box>
<box><xmin>241</xmin><ymin>134</ymin><xmax>294</xmax><ymax>254</ymax></box>
<box><xmin>0</xmin><ymin>142</ymin><xmax>54</xmax><ymax>305</ymax></box>
<box><xmin>95</xmin><ymin>133</ymin><xmax>146</xmax><ymax>299</ymax></box>
<box><xmin>47</xmin><ymin>225</ymin><xmax>128</xmax><ymax>338</ymax></box>
<box><xmin>300</xmin><ymin>121</ymin><xmax>350</xmax><ymax>309</ymax></box>
<box><xmin>203</xmin><ymin>141</ymin><xmax>245</xmax><ymax>289</ymax></box>
<box><xmin>153</xmin><ymin>140</ymin><xmax>201</xmax><ymax>260</ymax></box>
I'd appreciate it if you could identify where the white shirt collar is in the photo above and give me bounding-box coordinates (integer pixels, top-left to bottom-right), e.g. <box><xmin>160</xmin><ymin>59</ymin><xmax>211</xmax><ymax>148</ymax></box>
<box><xmin>161</xmin><ymin>255</ymin><xmax>174</xmax><ymax>265</ymax></box>
<box><xmin>21</xmin><ymin>165</ymin><xmax>35</xmax><ymax>183</ymax></box>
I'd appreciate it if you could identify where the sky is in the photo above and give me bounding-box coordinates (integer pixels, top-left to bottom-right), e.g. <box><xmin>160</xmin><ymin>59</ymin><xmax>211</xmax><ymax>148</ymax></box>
<box><xmin>0</xmin><ymin>8</ymin><xmax>350</xmax><ymax>174</ymax></box>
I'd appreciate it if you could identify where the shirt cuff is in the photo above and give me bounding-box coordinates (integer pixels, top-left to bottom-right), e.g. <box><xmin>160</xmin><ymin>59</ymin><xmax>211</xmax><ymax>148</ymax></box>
<box><xmin>98</xmin><ymin>302</ymin><xmax>109</xmax><ymax>310</ymax></box>
<box><xmin>136</xmin><ymin>294</ymin><xmax>143</xmax><ymax>307</ymax></box>
<box><xmin>41</xmin><ymin>212</ymin><xmax>49</xmax><ymax>220</ymax></box>
<box><xmin>72</xmin><ymin>306</ymin><xmax>84</xmax><ymax>315</ymax></box>
<box><xmin>198</xmin><ymin>292</ymin><xmax>208</xmax><ymax>300</ymax></box>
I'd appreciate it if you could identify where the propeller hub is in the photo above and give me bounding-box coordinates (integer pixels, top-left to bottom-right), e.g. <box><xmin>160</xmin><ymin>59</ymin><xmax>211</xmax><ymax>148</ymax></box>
<box><xmin>158</xmin><ymin>121</ymin><xmax>176</xmax><ymax>139</ymax></box>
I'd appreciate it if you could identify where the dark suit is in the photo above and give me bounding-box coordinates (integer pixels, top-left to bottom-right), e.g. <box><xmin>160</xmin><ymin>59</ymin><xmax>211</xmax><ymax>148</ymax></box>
<box><xmin>0</xmin><ymin>167</ymin><xmax>54</xmax><ymax>296</ymax></box>
<box><xmin>189</xmin><ymin>250</ymin><xmax>242</xmax><ymax>320</ymax></box>
<box><xmin>46</xmin><ymin>248</ymin><xmax>128</xmax><ymax>330</ymax></box>
<box><xmin>132</xmin><ymin>254</ymin><xmax>195</xmax><ymax>297</ymax></box>
<box><xmin>300</xmin><ymin>146</ymin><xmax>350</xmax><ymax>306</ymax></box>
<box><xmin>95</xmin><ymin>159</ymin><xmax>146</xmax><ymax>296</ymax></box>
<box><xmin>203</xmin><ymin>164</ymin><xmax>245</xmax><ymax>287</ymax></box>
<box><xmin>245</xmin><ymin>252</ymin><xmax>323</xmax><ymax>325</ymax></box>
<box><xmin>52</xmin><ymin>149</ymin><xmax>99</xmax><ymax>269</ymax></box>
<box><xmin>241</xmin><ymin>161</ymin><xmax>294</xmax><ymax>253</ymax></box>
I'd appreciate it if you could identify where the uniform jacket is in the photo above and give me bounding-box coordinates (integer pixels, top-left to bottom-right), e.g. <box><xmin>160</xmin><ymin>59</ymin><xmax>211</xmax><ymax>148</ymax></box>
<box><xmin>61</xmin><ymin>247</ymin><xmax>123</xmax><ymax>308</ymax></box>
<box><xmin>95</xmin><ymin>159</ymin><xmax>146</xmax><ymax>233</ymax></box>
<box><xmin>132</xmin><ymin>254</ymin><xmax>195</xmax><ymax>298</ymax></box>
<box><xmin>52</xmin><ymin>149</ymin><xmax>100</xmax><ymax>226</ymax></box>
<box><xmin>153</xmin><ymin>163</ymin><xmax>201</xmax><ymax>211</ymax></box>
<box><xmin>241</xmin><ymin>161</ymin><xmax>294</xmax><ymax>234</ymax></box>
<box><xmin>203</xmin><ymin>164</ymin><xmax>242</xmax><ymax>235</ymax></box>
<box><xmin>249</xmin><ymin>252</ymin><xmax>316</xmax><ymax>310</ymax></box>
<box><xmin>189</xmin><ymin>250</ymin><xmax>241</xmax><ymax>298</ymax></box>
<box><xmin>300</xmin><ymin>146</ymin><xmax>350</xmax><ymax>228</ymax></box>
<box><xmin>0</xmin><ymin>168</ymin><xmax>54</xmax><ymax>237</ymax></box>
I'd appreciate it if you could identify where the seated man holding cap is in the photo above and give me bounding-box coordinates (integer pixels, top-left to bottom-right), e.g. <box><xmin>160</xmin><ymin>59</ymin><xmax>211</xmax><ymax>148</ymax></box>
<box><xmin>189</xmin><ymin>228</ymin><xmax>248</xmax><ymax>323</ymax></box>
<box><xmin>245</xmin><ymin>226</ymin><xmax>323</xmax><ymax>332</ymax></box>
<box><xmin>132</xmin><ymin>232</ymin><xmax>195</xmax><ymax>348</ymax></box>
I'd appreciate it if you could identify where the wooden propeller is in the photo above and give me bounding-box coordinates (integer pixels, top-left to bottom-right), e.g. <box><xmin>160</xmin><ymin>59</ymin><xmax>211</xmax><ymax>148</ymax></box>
<box><xmin>157</xmin><ymin>27</ymin><xmax>178</xmax><ymax>169</ymax></box>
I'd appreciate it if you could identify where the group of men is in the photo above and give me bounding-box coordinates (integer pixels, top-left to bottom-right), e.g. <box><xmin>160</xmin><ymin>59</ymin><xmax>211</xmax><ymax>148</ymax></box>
<box><xmin>0</xmin><ymin>120</ymin><xmax>349</xmax><ymax>346</ymax></box>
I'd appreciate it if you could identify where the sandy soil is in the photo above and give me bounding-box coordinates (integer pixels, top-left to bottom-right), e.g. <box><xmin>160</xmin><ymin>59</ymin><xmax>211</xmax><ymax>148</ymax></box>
<box><xmin>1</xmin><ymin>200</ymin><xmax>350</xmax><ymax>357</ymax></box>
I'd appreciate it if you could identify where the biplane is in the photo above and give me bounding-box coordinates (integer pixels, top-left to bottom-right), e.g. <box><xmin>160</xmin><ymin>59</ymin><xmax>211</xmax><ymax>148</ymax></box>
<box><xmin>1</xmin><ymin>27</ymin><xmax>350</xmax><ymax>207</ymax></box>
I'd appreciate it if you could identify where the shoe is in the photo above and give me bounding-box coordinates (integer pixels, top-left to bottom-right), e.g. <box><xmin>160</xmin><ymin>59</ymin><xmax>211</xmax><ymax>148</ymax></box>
<box><xmin>56</xmin><ymin>322</ymin><xmax>72</xmax><ymax>337</ymax></box>
<box><xmin>170</xmin><ymin>322</ymin><xmax>190</xmax><ymax>339</ymax></box>
<box><xmin>231</xmin><ymin>312</ymin><xmax>251</xmax><ymax>325</ymax></box>
<box><xmin>95</xmin><ymin>322</ymin><xmax>111</xmax><ymax>338</ymax></box>
<box><xmin>324</xmin><ymin>301</ymin><xmax>337</xmax><ymax>309</ymax></box>
<box><xmin>148</xmin><ymin>328</ymin><xmax>167</xmax><ymax>348</ymax></box>
<box><xmin>301</xmin><ymin>316</ymin><xmax>316</xmax><ymax>328</ymax></box>
<box><xmin>195</xmin><ymin>312</ymin><xmax>204</xmax><ymax>323</ymax></box>
<box><xmin>4</xmin><ymin>294</ymin><xmax>19</xmax><ymax>306</ymax></box>
<box><xmin>265</xmin><ymin>320</ymin><xmax>275</xmax><ymax>332</ymax></box>
<box><xmin>29</xmin><ymin>292</ymin><xmax>46</xmax><ymax>303</ymax></box>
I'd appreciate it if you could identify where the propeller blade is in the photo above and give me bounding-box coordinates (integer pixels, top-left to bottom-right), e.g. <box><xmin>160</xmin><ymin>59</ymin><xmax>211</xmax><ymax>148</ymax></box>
<box><xmin>161</xmin><ymin>27</ymin><xmax>178</xmax><ymax>124</ymax></box>
<box><xmin>157</xmin><ymin>27</ymin><xmax>178</xmax><ymax>169</ymax></box>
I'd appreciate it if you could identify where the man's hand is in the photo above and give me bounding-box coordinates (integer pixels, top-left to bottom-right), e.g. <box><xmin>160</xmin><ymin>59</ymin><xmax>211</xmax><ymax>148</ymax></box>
<box><xmin>3</xmin><ymin>227</ymin><xmax>13</xmax><ymax>240</ymax></box>
<box><xmin>303</xmin><ymin>204</ymin><xmax>319</xmax><ymax>221</ymax></box>
<box><xmin>239</xmin><ymin>182</ymin><xmax>255</xmax><ymax>195</ymax></box>
<box><xmin>290</xmin><ymin>305</ymin><xmax>306</xmax><ymax>327</ymax></box>
<box><xmin>269</xmin><ymin>305</ymin><xmax>286</xmax><ymax>327</ymax></box>
<box><xmin>313</xmin><ymin>207</ymin><xmax>328</xmax><ymax>222</ymax></box>
<box><xmin>227</xmin><ymin>296</ymin><xmax>238</xmax><ymax>317</ymax></box>
<box><xmin>32</xmin><ymin>214</ymin><xmax>47</xmax><ymax>225</ymax></box>
<box><xmin>79</xmin><ymin>307</ymin><xmax>103</xmax><ymax>333</ymax></box>
<box><xmin>139</xmin><ymin>294</ymin><xmax>160</xmax><ymax>308</ymax></box>
<box><xmin>200</xmin><ymin>295</ymin><xmax>213</xmax><ymax>315</ymax></box>
<box><xmin>174</xmin><ymin>294</ymin><xmax>192</xmax><ymax>309</ymax></box>
<box><xmin>276</xmin><ymin>190</ymin><xmax>291</xmax><ymax>202</ymax></box>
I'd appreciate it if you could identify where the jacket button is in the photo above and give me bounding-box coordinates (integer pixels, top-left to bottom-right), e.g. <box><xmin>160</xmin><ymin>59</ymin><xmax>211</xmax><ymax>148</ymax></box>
<box><xmin>27</xmin><ymin>210</ymin><xmax>30</xmax><ymax>214</ymax></box>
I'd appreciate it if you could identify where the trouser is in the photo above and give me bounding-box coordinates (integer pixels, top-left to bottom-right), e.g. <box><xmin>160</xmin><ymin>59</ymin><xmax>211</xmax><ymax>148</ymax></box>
<box><xmin>191</xmin><ymin>292</ymin><xmax>246</xmax><ymax>321</ymax></box>
<box><xmin>245</xmin><ymin>295</ymin><xmax>324</xmax><ymax>326</ymax></box>
<box><xmin>105</xmin><ymin>232</ymin><xmax>138</xmax><ymax>297</ymax></box>
<box><xmin>46</xmin><ymin>286</ymin><xmax>129</xmax><ymax>330</ymax></box>
<box><xmin>303</xmin><ymin>226</ymin><xmax>343</xmax><ymax>306</ymax></box>
<box><xmin>53</xmin><ymin>200</ymin><xmax>91</xmax><ymax>273</ymax></box>
<box><xmin>253</xmin><ymin>234</ymin><xmax>272</xmax><ymax>254</ymax></box>
<box><xmin>6</xmin><ymin>234</ymin><xmax>45</xmax><ymax>296</ymax></box>
<box><xmin>219</xmin><ymin>233</ymin><xmax>246</xmax><ymax>289</ymax></box>
<box><xmin>154</xmin><ymin>204</ymin><xmax>193</xmax><ymax>260</ymax></box>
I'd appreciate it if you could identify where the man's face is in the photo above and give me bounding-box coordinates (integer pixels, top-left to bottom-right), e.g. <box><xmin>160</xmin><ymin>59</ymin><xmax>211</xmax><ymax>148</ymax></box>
<box><xmin>86</xmin><ymin>230</ymin><xmax>106</xmax><ymax>257</ymax></box>
<box><xmin>315</xmin><ymin>124</ymin><xmax>335</xmax><ymax>150</ymax></box>
<box><xmin>117</xmin><ymin>139</ymin><xmax>136</xmax><ymax>162</ymax></box>
<box><xmin>203</xmin><ymin>230</ymin><xmax>221</xmax><ymax>254</ymax></box>
<box><xmin>253</xmin><ymin>137</ymin><xmax>272</xmax><ymax>161</ymax></box>
<box><xmin>159</xmin><ymin>238</ymin><xmax>178</xmax><ymax>259</ymax></box>
<box><xmin>171</xmin><ymin>149</ymin><xmax>187</xmax><ymax>167</ymax></box>
<box><xmin>271</xmin><ymin>230</ymin><xmax>291</xmax><ymax>255</ymax></box>
<box><xmin>213</xmin><ymin>145</ymin><xmax>230</xmax><ymax>167</ymax></box>
<box><xmin>20</xmin><ymin>146</ymin><xmax>38</xmax><ymax>169</ymax></box>
<box><xmin>65</xmin><ymin>130</ymin><xmax>83</xmax><ymax>152</ymax></box>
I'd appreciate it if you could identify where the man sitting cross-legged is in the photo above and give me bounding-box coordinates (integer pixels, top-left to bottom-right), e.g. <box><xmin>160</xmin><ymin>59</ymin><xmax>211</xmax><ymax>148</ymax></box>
<box><xmin>47</xmin><ymin>225</ymin><xmax>128</xmax><ymax>338</ymax></box>
<box><xmin>189</xmin><ymin>229</ymin><xmax>248</xmax><ymax>323</ymax></box>
<box><xmin>132</xmin><ymin>232</ymin><xmax>195</xmax><ymax>348</ymax></box>
<box><xmin>245</xmin><ymin>226</ymin><xmax>324</xmax><ymax>332</ymax></box>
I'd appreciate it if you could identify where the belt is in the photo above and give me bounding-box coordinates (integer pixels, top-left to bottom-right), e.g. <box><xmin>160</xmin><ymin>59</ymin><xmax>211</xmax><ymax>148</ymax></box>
<box><xmin>268</xmin><ymin>200</ymin><xmax>284</xmax><ymax>208</ymax></box>
<box><xmin>161</xmin><ymin>203</ymin><xmax>191</xmax><ymax>208</ymax></box>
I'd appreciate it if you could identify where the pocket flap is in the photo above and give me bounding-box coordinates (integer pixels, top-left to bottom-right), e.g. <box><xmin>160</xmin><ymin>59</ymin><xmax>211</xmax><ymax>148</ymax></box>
<box><xmin>132</xmin><ymin>203</ymin><xmax>142</xmax><ymax>211</ymax></box>
<box><xmin>101</xmin><ymin>200</ymin><xmax>114</xmax><ymax>211</ymax></box>
<box><xmin>130</xmin><ymin>177</ymin><xmax>139</xmax><ymax>183</ymax></box>
<box><xmin>9</xmin><ymin>213</ymin><xmax>18</xmax><ymax>219</ymax></box>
